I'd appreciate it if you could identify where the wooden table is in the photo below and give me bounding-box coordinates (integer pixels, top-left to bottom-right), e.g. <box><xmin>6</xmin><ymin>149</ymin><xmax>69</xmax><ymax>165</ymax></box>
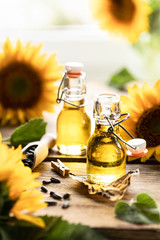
<box><xmin>35</xmin><ymin>160</ymin><xmax>160</xmax><ymax>240</ymax></box>
<box><xmin>1</xmin><ymin>82</ymin><xmax>160</xmax><ymax>239</ymax></box>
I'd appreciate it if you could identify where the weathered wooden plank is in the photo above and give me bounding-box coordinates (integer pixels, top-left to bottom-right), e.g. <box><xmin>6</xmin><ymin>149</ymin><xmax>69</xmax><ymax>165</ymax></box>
<box><xmin>1</xmin><ymin>126</ymin><xmax>160</xmax><ymax>238</ymax></box>
<box><xmin>48</xmin><ymin>149</ymin><xmax>86</xmax><ymax>162</ymax></box>
<box><xmin>35</xmin><ymin>161</ymin><xmax>160</xmax><ymax>240</ymax></box>
<box><xmin>96</xmin><ymin>229</ymin><xmax>160</xmax><ymax>240</ymax></box>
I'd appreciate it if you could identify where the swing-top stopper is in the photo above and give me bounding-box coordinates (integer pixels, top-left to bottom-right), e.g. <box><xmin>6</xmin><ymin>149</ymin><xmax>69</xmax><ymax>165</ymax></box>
<box><xmin>126</xmin><ymin>138</ymin><xmax>148</xmax><ymax>158</ymax></box>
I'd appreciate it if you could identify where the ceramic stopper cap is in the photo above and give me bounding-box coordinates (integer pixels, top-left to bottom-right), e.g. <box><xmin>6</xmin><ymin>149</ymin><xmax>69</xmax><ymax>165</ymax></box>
<box><xmin>65</xmin><ymin>62</ymin><xmax>83</xmax><ymax>73</ymax></box>
<box><xmin>127</xmin><ymin>138</ymin><xmax>146</xmax><ymax>154</ymax></box>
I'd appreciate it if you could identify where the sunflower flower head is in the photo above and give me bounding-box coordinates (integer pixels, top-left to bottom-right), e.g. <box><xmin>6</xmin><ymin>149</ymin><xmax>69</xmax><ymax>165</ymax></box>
<box><xmin>121</xmin><ymin>79</ymin><xmax>160</xmax><ymax>162</ymax></box>
<box><xmin>0</xmin><ymin>38</ymin><xmax>63</xmax><ymax>125</ymax></box>
<box><xmin>0</xmin><ymin>133</ymin><xmax>46</xmax><ymax>227</ymax></box>
<box><xmin>90</xmin><ymin>0</ymin><xmax>151</xmax><ymax>43</ymax></box>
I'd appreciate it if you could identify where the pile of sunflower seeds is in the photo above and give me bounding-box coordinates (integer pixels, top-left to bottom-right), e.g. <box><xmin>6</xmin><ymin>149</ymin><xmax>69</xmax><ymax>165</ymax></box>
<box><xmin>22</xmin><ymin>144</ymin><xmax>38</xmax><ymax>168</ymax></box>
<box><xmin>40</xmin><ymin>177</ymin><xmax>70</xmax><ymax>209</ymax></box>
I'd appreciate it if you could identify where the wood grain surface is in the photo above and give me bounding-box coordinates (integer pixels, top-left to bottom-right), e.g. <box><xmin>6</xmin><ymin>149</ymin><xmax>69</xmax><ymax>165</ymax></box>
<box><xmin>35</xmin><ymin>161</ymin><xmax>160</xmax><ymax>240</ymax></box>
<box><xmin>1</xmin><ymin>81</ymin><xmax>160</xmax><ymax>239</ymax></box>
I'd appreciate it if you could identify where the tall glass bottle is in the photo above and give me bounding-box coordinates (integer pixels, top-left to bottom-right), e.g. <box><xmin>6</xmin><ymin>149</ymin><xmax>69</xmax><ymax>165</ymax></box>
<box><xmin>56</xmin><ymin>62</ymin><xmax>91</xmax><ymax>156</ymax></box>
<box><xmin>86</xmin><ymin>93</ymin><xmax>126</xmax><ymax>184</ymax></box>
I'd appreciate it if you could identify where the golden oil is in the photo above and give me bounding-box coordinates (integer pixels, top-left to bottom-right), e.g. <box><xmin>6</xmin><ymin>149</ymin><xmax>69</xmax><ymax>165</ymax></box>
<box><xmin>57</xmin><ymin>98</ymin><xmax>91</xmax><ymax>155</ymax></box>
<box><xmin>56</xmin><ymin>62</ymin><xmax>91</xmax><ymax>156</ymax></box>
<box><xmin>87</xmin><ymin>124</ymin><xmax>126</xmax><ymax>184</ymax></box>
<box><xmin>86</xmin><ymin>93</ymin><xmax>126</xmax><ymax>184</ymax></box>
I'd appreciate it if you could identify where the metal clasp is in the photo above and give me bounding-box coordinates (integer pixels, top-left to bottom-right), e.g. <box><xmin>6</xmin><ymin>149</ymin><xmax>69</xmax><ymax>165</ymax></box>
<box><xmin>56</xmin><ymin>72</ymin><xmax>86</xmax><ymax>108</ymax></box>
<box><xmin>104</xmin><ymin>113</ymin><xmax>136</xmax><ymax>150</ymax></box>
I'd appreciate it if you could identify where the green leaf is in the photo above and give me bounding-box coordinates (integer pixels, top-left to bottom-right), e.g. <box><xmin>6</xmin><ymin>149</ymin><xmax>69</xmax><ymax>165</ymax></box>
<box><xmin>108</xmin><ymin>68</ymin><xmax>136</xmax><ymax>90</ymax></box>
<box><xmin>115</xmin><ymin>193</ymin><xmax>160</xmax><ymax>224</ymax></box>
<box><xmin>9</xmin><ymin>118</ymin><xmax>47</xmax><ymax>147</ymax></box>
<box><xmin>149</xmin><ymin>6</ymin><xmax>160</xmax><ymax>35</ymax></box>
<box><xmin>0</xmin><ymin>216</ymin><xmax>109</xmax><ymax>240</ymax></box>
<box><xmin>136</xmin><ymin>193</ymin><xmax>157</xmax><ymax>208</ymax></box>
<box><xmin>0</xmin><ymin>226</ymin><xmax>11</xmax><ymax>240</ymax></box>
<box><xmin>39</xmin><ymin>216</ymin><xmax>108</xmax><ymax>240</ymax></box>
<box><xmin>148</xmin><ymin>0</ymin><xmax>160</xmax><ymax>11</ymax></box>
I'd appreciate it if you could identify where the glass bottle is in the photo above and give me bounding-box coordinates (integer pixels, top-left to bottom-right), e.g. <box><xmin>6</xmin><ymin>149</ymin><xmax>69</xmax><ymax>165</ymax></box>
<box><xmin>56</xmin><ymin>62</ymin><xmax>91</xmax><ymax>156</ymax></box>
<box><xmin>86</xmin><ymin>93</ymin><xmax>126</xmax><ymax>184</ymax></box>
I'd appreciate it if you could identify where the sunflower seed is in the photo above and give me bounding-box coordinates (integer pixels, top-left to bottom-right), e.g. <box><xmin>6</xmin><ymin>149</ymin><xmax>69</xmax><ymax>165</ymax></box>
<box><xmin>62</xmin><ymin>200</ymin><xmax>70</xmax><ymax>209</ymax></box>
<box><xmin>41</xmin><ymin>185</ymin><xmax>48</xmax><ymax>193</ymax></box>
<box><xmin>42</xmin><ymin>180</ymin><xmax>52</xmax><ymax>185</ymax></box>
<box><xmin>50</xmin><ymin>177</ymin><xmax>61</xmax><ymax>183</ymax></box>
<box><xmin>63</xmin><ymin>193</ymin><xmax>70</xmax><ymax>200</ymax></box>
<box><xmin>27</xmin><ymin>149</ymin><xmax>35</xmax><ymax>154</ymax></box>
<box><xmin>23</xmin><ymin>162</ymin><xmax>31</xmax><ymax>167</ymax></box>
<box><xmin>24</xmin><ymin>158</ymin><xmax>33</xmax><ymax>164</ymax></box>
<box><xmin>45</xmin><ymin>200</ymin><xmax>57</xmax><ymax>206</ymax></box>
<box><xmin>25</xmin><ymin>145</ymin><xmax>38</xmax><ymax>152</ymax></box>
<box><xmin>50</xmin><ymin>191</ymin><xmax>62</xmax><ymax>200</ymax></box>
<box><xmin>22</xmin><ymin>157</ymin><xmax>31</xmax><ymax>163</ymax></box>
<box><xmin>22</xmin><ymin>157</ymin><xmax>33</xmax><ymax>168</ymax></box>
<box><xmin>26</xmin><ymin>152</ymin><xmax>34</xmax><ymax>160</ymax></box>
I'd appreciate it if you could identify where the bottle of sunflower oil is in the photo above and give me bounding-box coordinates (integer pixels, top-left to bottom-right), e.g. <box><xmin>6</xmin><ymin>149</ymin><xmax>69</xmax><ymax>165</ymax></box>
<box><xmin>86</xmin><ymin>93</ymin><xmax>126</xmax><ymax>184</ymax></box>
<box><xmin>56</xmin><ymin>62</ymin><xmax>91</xmax><ymax>156</ymax></box>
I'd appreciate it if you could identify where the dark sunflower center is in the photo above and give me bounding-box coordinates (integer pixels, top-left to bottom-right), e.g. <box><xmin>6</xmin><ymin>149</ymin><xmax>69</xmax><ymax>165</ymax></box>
<box><xmin>109</xmin><ymin>0</ymin><xmax>135</xmax><ymax>23</ymax></box>
<box><xmin>0</xmin><ymin>62</ymin><xmax>42</xmax><ymax>109</ymax></box>
<box><xmin>135</xmin><ymin>105</ymin><xmax>160</xmax><ymax>148</ymax></box>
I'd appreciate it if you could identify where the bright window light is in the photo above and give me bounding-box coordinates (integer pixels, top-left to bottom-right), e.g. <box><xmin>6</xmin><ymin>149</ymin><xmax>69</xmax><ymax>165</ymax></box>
<box><xmin>0</xmin><ymin>0</ymin><xmax>93</xmax><ymax>29</ymax></box>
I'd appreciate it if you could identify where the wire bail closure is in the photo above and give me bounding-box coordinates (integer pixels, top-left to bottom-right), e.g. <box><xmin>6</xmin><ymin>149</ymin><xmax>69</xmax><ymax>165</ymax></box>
<box><xmin>103</xmin><ymin>113</ymin><xmax>136</xmax><ymax>150</ymax></box>
<box><xmin>104</xmin><ymin>113</ymin><xmax>148</xmax><ymax>157</ymax></box>
<box><xmin>56</xmin><ymin>72</ymin><xmax>86</xmax><ymax>108</ymax></box>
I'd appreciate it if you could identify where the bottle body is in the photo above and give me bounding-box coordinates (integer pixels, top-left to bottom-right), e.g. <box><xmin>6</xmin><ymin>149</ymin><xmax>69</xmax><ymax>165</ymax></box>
<box><xmin>87</xmin><ymin>123</ymin><xmax>126</xmax><ymax>184</ymax></box>
<box><xmin>57</xmin><ymin>99</ymin><xmax>91</xmax><ymax>155</ymax></box>
<box><xmin>56</xmin><ymin>62</ymin><xmax>91</xmax><ymax>155</ymax></box>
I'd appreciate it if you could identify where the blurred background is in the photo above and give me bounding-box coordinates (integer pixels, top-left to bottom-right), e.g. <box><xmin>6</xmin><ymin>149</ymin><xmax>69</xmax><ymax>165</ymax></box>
<box><xmin>1</xmin><ymin>0</ymin><xmax>160</xmax><ymax>159</ymax></box>
<box><xmin>0</xmin><ymin>0</ymin><xmax>159</xmax><ymax>86</ymax></box>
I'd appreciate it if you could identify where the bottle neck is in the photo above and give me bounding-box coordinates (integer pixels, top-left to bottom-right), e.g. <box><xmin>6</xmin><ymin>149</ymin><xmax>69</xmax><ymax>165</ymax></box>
<box><xmin>95</xmin><ymin>121</ymin><xmax>119</xmax><ymax>134</ymax></box>
<box><xmin>63</xmin><ymin>96</ymin><xmax>85</xmax><ymax>109</ymax></box>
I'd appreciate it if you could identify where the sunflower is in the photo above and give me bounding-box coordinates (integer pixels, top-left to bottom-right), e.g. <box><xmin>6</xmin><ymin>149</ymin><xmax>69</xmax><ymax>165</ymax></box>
<box><xmin>121</xmin><ymin>80</ymin><xmax>160</xmax><ymax>162</ymax></box>
<box><xmin>0</xmin><ymin>38</ymin><xmax>62</xmax><ymax>125</ymax></box>
<box><xmin>90</xmin><ymin>0</ymin><xmax>151</xmax><ymax>42</ymax></box>
<box><xmin>0</xmin><ymin>133</ymin><xmax>47</xmax><ymax>227</ymax></box>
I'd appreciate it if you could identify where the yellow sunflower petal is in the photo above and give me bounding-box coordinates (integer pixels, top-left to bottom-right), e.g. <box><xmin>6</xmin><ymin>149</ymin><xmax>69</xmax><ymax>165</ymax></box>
<box><xmin>12</xmin><ymin>190</ymin><xmax>46</xmax><ymax>212</ymax></box>
<box><xmin>154</xmin><ymin>146</ymin><xmax>160</xmax><ymax>162</ymax></box>
<box><xmin>13</xmin><ymin>212</ymin><xmax>45</xmax><ymax>228</ymax></box>
<box><xmin>17</xmin><ymin>109</ymin><xmax>26</xmax><ymax>124</ymax></box>
<box><xmin>154</xmin><ymin>79</ymin><xmax>160</xmax><ymax>103</ymax></box>
<box><xmin>121</xmin><ymin>96</ymin><xmax>139</xmax><ymax>114</ymax></box>
<box><xmin>141</xmin><ymin>148</ymin><xmax>155</xmax><ymax>162</ymax></box>
<box><xmin>90</xmin><ymin>0</ymin><xmax>151</xmax><ymax>43</ymax></box>
<box><xmin>128</xmin><ymin>84</ymin><xmax>148</xmax><ymax>111</ymax></box>
<box><xmin>4</xmin><ymin>37</ymin><xmax>13</xmax><ymax>55</ymax></box>
<box><xmin>0</xmin><ymin>169</ymin><xmax>14</xmax><ymax>181</ymax></box>
<box><xmin>121</xmin><ymin>78</ymin><xmax>160</xmax><ymax>162</ymax></box>
<box><xmin>142</xmin><ymin>82</ymin><xmax>158</xmax><ymax>107</ymax></box>
<box><xmin>0</xmin><ymin>38</ymin><xmax>63</xmax><ymax>125</ymax></box>
<box><xmin>0</xmin><ymin>142</ymin><xmax>46</xmax><ymax>227</ymax></box>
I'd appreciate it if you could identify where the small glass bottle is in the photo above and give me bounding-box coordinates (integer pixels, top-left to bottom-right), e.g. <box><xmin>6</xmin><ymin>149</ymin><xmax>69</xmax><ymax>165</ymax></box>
<box><xmin>86</xmin><ymin>93</ymin><xmax>126</xmax><ymax>184</ymax></box>
<box><xmin>56</xmin><ymin>62</ymin><xmax>91</xmax><ymax>156</ymax></box>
